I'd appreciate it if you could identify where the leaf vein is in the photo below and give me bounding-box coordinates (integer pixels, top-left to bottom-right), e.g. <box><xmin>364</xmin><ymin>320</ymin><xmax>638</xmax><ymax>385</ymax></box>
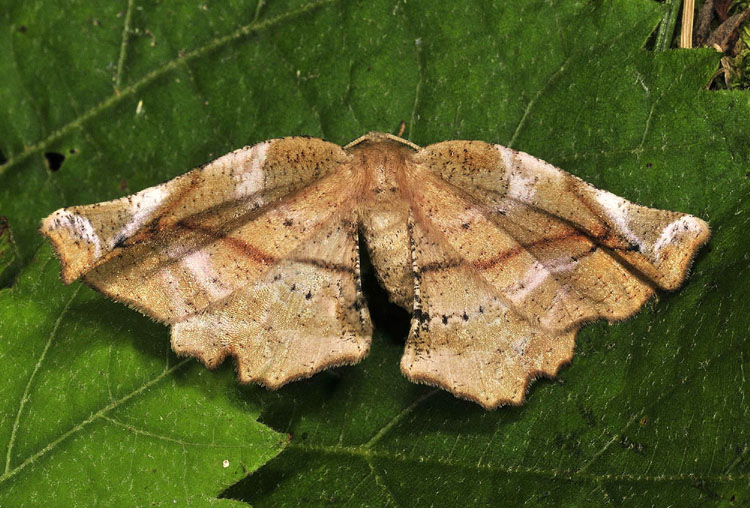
<box><xmin>507</xmin><ymin>56</ymin><xmax>571</xmax><ymax>149</ymax></box>
<box><xmin>368</xmin><ymin>458</ymin><xmax>401</xmax><ymax>507</ymax></box>
<box><xmin>114</xmin><ymin>0</ymin><xmax>136</xmax><ymax>91</ymax></box>
<box><xmin>100</xmin><ymin>415</ymin><xmax>266</xmax><ymax>449</ymax></box>
<box><xmin>3</xmin><ymin>281</ymin><xmax>80</xmax><ymax>475</ymax></box>
<box><xmin>363</xmin><ymin>389</ymin><xmax>438</xmax><ymax>449</ymax></box>
<box><xmin>576</xmin><ymin>412</ymin><xmax>643</xmax><ymax>474</ymax></box>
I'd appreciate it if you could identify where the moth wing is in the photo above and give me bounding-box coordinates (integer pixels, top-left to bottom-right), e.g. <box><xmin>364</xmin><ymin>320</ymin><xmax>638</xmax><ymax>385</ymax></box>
<box><xmin>419</xmin><ymin>141</ymin><xmax>710</xmax><ymax>291</ymax></box>
<box><xmin>400</xmin><ymin>143</ymin><xmax>709</xmax><ymax>407</ymax></box>
<box><xmin>403</xmin><ymin>216</ymin><xmax>576</xmax><ymax>408</ymax></box>
<box><xmin>171</xmin><ymin>213</ymin><xmax>372</xmax><ymax>388</ymax></box>
<box><xmin>41</xmin><ymin>137</ymin><xmax>349</xmax><ymax>321</ymax></box>
<box><xmin>41</xmin><ymin>138</ymin><xmax>373</xmax><ymax>387</ymax></box>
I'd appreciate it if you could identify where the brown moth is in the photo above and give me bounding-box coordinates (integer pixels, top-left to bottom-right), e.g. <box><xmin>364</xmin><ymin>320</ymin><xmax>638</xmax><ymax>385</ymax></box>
<box><xmin>40</xmin><ymin>132</ymin><xmax>710</xmax><ymax>409</ymax></box>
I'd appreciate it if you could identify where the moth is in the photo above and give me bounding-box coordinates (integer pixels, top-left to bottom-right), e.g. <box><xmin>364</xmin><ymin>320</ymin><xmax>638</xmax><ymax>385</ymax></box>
<box><xmin>41</xmin><ymin>132</ymin><xmax>710</xmax><ymax>409</ymax></box>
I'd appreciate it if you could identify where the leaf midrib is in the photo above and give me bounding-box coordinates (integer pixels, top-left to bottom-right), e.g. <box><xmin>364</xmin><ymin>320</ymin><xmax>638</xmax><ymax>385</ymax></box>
<box><xmin>286</xmin><ymin>441</ymin><xmax>749</xmax><ymax>484</ymax></box>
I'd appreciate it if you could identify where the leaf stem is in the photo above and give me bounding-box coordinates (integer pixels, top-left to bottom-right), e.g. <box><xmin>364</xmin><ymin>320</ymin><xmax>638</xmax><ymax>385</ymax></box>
<box><xmin>654</xmin><ymin>0</ymin><xmax>683</xmax><ymax>51</ymax></box>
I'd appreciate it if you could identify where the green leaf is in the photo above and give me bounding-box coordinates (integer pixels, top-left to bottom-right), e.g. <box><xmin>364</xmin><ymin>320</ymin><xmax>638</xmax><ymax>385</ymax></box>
<box><xmin>1</xmin><ymin>0</ymin><xmax>748</xmax><ymax>507</ymax></box>
<box><xmin>0</xmin><ymin>246</ymin><xmax>287</xmax><ymax>506</ymax></box>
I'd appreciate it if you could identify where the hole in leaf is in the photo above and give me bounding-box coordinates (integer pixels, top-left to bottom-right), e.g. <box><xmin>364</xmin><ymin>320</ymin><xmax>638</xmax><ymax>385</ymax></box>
<box><xmin>0</xmin><ymin>149</ymin><xmax>6</xmax><ymax>165</ymax></box>
<box><xmin>18</xmin><ymin>25</ymin><xmax>27</xmax><ymax>33</ymax></box>
<box><xmin>44</xmin><ymin>151</ymin><xmax>65</xmax><ymax>171</ymax></box>
<box><xmin>69</xmin><ymin>148</ymin><xmax>77</xmax><ymax>154</ymax></box>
